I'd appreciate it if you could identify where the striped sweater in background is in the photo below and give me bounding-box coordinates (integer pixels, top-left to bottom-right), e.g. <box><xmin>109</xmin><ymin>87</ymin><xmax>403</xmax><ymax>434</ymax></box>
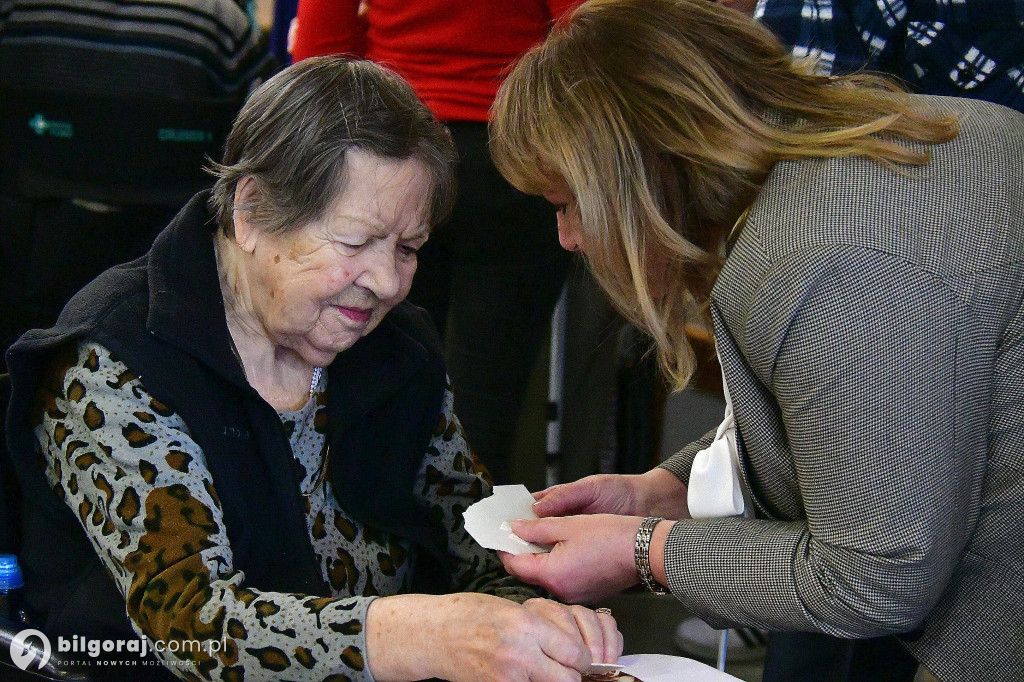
<box><xmin>0</xmin><ymin>0</ymin><xmax>276</xmax><ymax>97</ymax></box>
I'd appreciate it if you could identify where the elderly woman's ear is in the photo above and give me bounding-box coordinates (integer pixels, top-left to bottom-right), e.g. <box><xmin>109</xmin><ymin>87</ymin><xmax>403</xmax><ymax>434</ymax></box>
<box><xmin>231</xmin><ymin>176</ymin><xmax>261</xmax><ymax>254</ymax></box>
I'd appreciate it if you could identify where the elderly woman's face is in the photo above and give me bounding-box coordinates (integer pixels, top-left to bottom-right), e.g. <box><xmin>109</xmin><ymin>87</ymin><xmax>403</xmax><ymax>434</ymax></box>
<box><xmin>235</xmin><ymin>151</ymin><xmax>432</xmax><ymax>367</ymax></box>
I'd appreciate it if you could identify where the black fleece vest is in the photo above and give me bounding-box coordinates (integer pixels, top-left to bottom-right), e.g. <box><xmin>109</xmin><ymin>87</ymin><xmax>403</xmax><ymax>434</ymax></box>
<box><xmin>5</xmin><ymin>193</ymin><xmax>450</xmax><ymax>644</ymax></box>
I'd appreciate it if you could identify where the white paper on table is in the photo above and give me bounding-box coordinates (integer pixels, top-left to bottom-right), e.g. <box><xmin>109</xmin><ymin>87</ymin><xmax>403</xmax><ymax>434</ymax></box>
<box><xmin>462</xmin><ymin>484</ymin><xmax>552</xmax><ymax>554</ymax></box>
<box><xmin>619</xmin><ymin>654</ymin><xmax>742</xmax><ymax>681</ymax></box>
<box><xmin>582</xmin><ymin>662</ymin><xmax>625</xmax><ymax>675</ymax></box>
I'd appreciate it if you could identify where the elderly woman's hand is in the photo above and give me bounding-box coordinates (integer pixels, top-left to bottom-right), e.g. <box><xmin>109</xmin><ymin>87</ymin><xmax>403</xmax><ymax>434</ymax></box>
<box><xmin>531</xmin><ymin>469</ymin><xmax>690</xmax><ymax>520</ymax></box>
<box><xmin>366</xmin><ymin>592</ymin><xmax>622</xmax><ymax>681</ymax></box>
<box><xmin>522</xmin><ymin>597</ymin><xmax>623</xmax><ymax>665</ymax></box>
<box><xmin>501</xmin><ymin>514</ymin><xmax>647</xmax><ymax>604</ymax></box>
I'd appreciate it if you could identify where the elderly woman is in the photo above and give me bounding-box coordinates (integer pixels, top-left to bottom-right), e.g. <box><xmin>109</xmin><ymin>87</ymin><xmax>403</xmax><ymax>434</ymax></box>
<box><xmin>4</xmin><ymin>57</ymin><xmax>620</xmax><ymax>681</ymax></box>
<box><xmin>488</xmin><ymin>1</ymin><xmax>1024</xmax><ymax>681</ymax></box>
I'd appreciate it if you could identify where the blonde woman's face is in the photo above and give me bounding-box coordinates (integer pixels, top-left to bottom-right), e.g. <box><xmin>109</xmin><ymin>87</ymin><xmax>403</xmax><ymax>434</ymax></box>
<box><xmin>542</xmin><ymin>183</ymin><xmax>585</xmax><ymax>253</ymax></box>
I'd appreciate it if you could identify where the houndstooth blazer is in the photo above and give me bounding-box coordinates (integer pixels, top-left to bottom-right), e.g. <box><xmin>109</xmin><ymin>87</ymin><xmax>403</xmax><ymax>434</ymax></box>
<box><xmin>658</xmin><ymin>95</ymin><xmax>1024</xmax><ymax>682</ymax></box>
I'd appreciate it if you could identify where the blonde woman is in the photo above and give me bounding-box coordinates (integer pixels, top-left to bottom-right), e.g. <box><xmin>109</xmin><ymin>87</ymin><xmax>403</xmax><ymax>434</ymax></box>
<box><xmin>489</xmin><ymin>1</ymin><xmax>1024</xmax><ymax>681</ymax></box>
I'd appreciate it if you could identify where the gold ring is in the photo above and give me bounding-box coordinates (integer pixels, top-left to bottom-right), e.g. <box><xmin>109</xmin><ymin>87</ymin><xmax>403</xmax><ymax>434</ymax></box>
<box><xmin>595</xmin><ymin>607</ymin><xmax>612</xmax><ymax>615</ymax></box>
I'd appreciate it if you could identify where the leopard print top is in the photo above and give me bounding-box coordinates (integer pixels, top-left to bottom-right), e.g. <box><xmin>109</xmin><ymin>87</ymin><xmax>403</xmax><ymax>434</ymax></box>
<box><xmin>33</xmin><ymin>340</ymin><xmax>539</xmax><ymax>681</ymax></box>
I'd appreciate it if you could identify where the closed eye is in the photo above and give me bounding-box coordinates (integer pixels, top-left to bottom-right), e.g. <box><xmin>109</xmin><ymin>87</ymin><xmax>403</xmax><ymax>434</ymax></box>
<box><xmin>399</xmin><ymin>234</ymin><xmax>428</xmax><ymax>257</ymax></box>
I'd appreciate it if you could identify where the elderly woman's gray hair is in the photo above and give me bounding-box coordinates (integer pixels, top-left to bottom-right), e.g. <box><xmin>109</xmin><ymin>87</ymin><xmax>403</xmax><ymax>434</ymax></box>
<box><xmin>209</xmin><ymin>55</ymin><xmax>457</xmax><ymax>237</ymax></box>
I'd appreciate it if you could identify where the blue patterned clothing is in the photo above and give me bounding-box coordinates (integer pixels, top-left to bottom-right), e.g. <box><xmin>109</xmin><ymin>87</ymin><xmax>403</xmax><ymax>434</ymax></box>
<box><xmin>755</xmin><ymin>0</ymin><xmax>1024</xmax><ymax>112</ymax></box>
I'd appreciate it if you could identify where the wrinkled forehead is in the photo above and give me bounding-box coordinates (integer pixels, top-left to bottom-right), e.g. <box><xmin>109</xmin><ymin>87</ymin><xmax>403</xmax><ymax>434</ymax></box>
<box><xmin>323</xmin><ymin>151</ymin><xmax>434</xmax><ymax>236</ymax></box>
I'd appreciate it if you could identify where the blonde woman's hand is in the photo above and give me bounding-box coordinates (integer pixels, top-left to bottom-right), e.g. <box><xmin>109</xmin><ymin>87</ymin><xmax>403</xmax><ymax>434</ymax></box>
<box><xmin>531</xmin><ymin>469</ymin><xmax>689</xmax><ymax>520</ymax></box>
<box><xmin>501</xmin><ymin>514</ymin><xmax>645</xmax><ymax>604</ymax></box>
<box><xmin>366</xmin><ymin>592</ymin><xmax>594</xmax><ymax>682</ymax></box>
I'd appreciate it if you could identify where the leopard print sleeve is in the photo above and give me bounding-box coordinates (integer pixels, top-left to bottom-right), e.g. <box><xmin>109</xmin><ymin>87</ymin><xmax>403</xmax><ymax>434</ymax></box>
<box><xmin>415</xmin><ymin>384</ymin><xmax>546</xmax><ymax>602</ymax></box>
<box><xmin>34</xmin><ymin>340</ymin><xmax>377</xmax><ymax>682</ymax></box>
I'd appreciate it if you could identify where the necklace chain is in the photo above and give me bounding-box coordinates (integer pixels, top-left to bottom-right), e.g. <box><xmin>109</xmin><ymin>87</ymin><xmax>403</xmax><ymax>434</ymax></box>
<box><xmin>301</xmin><ymin>367</ymin><xmax>327</xmax><ymax>498</ymax></box>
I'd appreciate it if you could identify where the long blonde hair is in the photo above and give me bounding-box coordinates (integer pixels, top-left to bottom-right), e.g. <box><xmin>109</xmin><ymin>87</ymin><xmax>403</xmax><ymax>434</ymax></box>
<box><xmin>490</xmin><ymin>0</ymin><xmax>959</xmax><ymax>390</ymax></box>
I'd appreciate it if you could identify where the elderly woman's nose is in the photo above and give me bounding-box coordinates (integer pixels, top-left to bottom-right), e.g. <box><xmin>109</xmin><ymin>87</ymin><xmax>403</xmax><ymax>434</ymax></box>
<box><xmin>355</xmin><ymin>247</ymin><xmax>403</xmax><ymax>299</ymax></box>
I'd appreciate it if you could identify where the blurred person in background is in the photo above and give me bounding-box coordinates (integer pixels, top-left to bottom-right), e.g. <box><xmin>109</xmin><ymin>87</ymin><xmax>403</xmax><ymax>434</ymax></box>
<box><xmin>755</xmin><ymin>0</ymin><xmax>1024</xmax><ymax>113</ymax></box>
<box><xmin>0</xmin><ymin>0</ymin><xmax>278</xmax><ymax>362</ymax></box>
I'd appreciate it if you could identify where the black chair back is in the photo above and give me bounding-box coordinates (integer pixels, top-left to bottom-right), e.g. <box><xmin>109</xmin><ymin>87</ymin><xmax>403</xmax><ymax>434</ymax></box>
<box><xmin>0</xmin><ymin>87</ymin><xmax>239</xmax><ymax>205</ymax></box>
<box><xmin>0</xmin><ymin>89</ymin><xmax>243</xmax><ymax>362</ymax></box>
<box><xmin>0</xmin><ymin>372</ymin><xmax>95</xmax><ymax>680</ymax></box>
<box><xmin>0</xmin><ymin>373</ymin><xmax>17</xmax><ymax>555</ymax></box>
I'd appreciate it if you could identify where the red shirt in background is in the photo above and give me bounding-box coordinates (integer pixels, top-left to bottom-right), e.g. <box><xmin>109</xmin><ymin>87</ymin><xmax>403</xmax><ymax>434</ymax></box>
<box><xmin>291</xmin><ymin>0</ymin><xmax>580</xmax><ymax>122</ymax></box>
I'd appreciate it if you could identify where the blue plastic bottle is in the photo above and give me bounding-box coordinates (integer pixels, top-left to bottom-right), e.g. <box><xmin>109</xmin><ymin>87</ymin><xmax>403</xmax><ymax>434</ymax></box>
<box><xmin>0</xmin><ymin>554</ymin><xmax>25</xmax><ymax>621</ymax></box>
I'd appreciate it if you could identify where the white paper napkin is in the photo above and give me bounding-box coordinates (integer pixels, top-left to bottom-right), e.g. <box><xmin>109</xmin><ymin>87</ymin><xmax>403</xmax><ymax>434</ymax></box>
<box><xmin>619</xmin><ymin>654</ymin><xmax>742</xmax><ymax>680</ymax></box>
<box><xmin>463</xmin><ymin>485</ymin><xmax>552</xmax><ymax>554</ymax></box>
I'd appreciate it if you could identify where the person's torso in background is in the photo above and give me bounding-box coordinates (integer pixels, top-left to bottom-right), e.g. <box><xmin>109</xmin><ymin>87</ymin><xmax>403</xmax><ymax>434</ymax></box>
<box><xmin>0</xmin><ymin>0</ymin><xmax>273</xmax><ymax>97</ymax></box>
<box><xmin>299</xmin><ymin>0</ymin><xmax>580</xmax><ymax>121</ymax></box>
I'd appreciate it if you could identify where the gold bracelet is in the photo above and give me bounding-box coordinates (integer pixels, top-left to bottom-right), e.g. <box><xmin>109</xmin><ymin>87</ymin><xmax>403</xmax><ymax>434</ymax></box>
<box><xmin>634</xmin><ymin>516</ymin><xmax>668</xmax><ymax>594</ymax></box>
